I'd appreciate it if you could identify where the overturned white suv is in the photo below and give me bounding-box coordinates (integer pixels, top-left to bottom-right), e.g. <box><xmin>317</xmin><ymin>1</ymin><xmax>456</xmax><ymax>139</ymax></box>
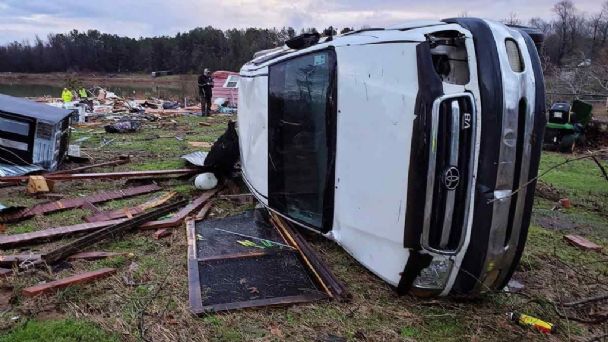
<box><xmin>237</xmin><ymin>18</ymin><xmax>546</xmax><ymax>296</ymax></box>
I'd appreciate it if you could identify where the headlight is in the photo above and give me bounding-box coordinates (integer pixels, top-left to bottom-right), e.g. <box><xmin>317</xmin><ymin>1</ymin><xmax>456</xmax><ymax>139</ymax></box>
<box><xmin>413</xmin><ymin>258</ymin><xmax>453</xmax><ymax>290</ymax></box>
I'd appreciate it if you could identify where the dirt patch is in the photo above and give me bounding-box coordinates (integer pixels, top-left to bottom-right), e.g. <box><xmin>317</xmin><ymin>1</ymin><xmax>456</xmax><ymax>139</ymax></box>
<box><xmin>534</xmin><ymin>215</ymin><xmax>578</xmax><ymax>231</ymax></box>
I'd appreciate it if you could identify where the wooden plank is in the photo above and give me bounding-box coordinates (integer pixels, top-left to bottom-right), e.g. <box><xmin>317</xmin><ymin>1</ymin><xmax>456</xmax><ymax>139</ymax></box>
<box><xmin>186</xmin><ymin>219</ymin><xmax>204</xmax><ymax>314</ymax></box>
<box><xmin>0</xmin><ymin>252</ymin><xmax>125</xmax><ymax>266</ymax></box>
<box><xmin>0</xmin><ymin>184</ymin><xmax>161</xmax><ymax>223</ymax></box>
<box><xmin>153</xmin><ymin>229</ymin><xmax>172</xmax><ymax>239</ymax></box>
<box><xmin>140</xmin><ymin>189</ymin><xmax>219</xmax><ymax>230</ymax></box>
<box><xmin>194</xmin><ymin>200</ymin><xmax>214</xmax><ymax>220</ymax></box>
<box><xmin>564</xmin><ymin>234</ymin><xmax>603</xmax><ymax>252</ymax></box>
<box><xmin>42</xmin><ymin>200</ymin><xmax>188</xmax><ymax>265</ymax></box>
<box><xmin>271</xmin><ymin>214</ymin><xmax>349</xmax><ymax>301</ymax></box>
<box><xmin>22</xmin><ymin>268</ymin><xmax>117</xmax><ymax>297</ymax></box>
<box><xmin>84</xmin><ymin>192</ymin><xmax>176</xmax><ymax>223</ymax></box>
<box><xmin>0</xmin><ymin>220</ymin><xmax>124</xmax><ymax>249</ymax></box>
<box><xmin>198</xmin><ymin>293</ymin><xmax>328</xmax><ymax>314</ymax></box>
<box><xmin>0</xmin><ymin>268</ymin><xmax>12</xmax><ymax>277</ymax></box>
<box><xmin>0</xmin><ymin>169</ymin><xmax>201</xmax><ymax>184</ymax></box>
<box><xmin>0</xmin><ymin>253</ymin><xmax>41</xmax><ymax>266</ymax></box>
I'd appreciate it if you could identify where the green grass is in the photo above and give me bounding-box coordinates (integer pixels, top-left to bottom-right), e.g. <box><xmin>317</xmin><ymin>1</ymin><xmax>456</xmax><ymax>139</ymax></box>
<box><xmin>0</xmin><ymin>319</ymin><xmax>118</xmax><ymax>342</ymax></box>
<box><xmin>538</xmin><ymin>152</ymin><xmax>608</xmax><ymax>212</ymax></box>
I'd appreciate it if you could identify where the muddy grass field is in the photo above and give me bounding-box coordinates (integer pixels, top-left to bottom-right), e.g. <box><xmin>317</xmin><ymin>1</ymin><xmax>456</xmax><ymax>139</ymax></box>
<box><xmin>0</xmin><ymin>114</ymin><xmax>607</xmax><ymax>341</ymax></box>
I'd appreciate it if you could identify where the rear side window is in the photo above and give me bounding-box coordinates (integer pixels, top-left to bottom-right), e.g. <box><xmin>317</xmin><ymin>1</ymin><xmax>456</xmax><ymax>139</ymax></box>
<box><xmin>267</xmin><ymin>50</ymin><xmax>337</xmax><ymax>230</ymax></box>
<box><xmin>505</xmin><ymin>39</ymin><xmax>524</xmax><ymax>72</ymax></box>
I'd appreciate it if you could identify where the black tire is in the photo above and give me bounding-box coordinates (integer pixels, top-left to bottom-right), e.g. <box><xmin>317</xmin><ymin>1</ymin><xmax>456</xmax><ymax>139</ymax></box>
<box><xmin>559</xmin><ymin>134</ymin><xmax>577</xmax><ymax>153</ymax></box>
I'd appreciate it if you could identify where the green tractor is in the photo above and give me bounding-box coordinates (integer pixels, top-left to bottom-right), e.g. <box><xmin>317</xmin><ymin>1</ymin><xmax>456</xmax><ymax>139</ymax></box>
<box><xmin>543</xmin><ymin>99</ymin><xmax>593</xmax><ymax>153</ymax></box>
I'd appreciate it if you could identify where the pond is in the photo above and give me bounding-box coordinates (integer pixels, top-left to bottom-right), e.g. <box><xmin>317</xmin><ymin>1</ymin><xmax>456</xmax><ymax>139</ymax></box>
<box><xmin>0</xmin><ymin>81</ymin><xmax>200</xmax><ymax>100</ymax></box>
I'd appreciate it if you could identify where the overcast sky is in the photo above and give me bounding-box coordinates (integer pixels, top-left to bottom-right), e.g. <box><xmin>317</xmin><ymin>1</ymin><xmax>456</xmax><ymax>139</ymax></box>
<box><xmin>0</xmin><ymin>0</ymin><xmax>603</xmax><ymax>44</ymax></box>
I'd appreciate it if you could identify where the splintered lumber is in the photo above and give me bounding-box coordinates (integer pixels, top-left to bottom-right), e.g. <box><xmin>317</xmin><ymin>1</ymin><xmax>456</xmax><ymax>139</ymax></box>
<box><xmin>0</xmin><ymin>268</ymin><xmax>12</xmax><ymax>277</ymax></box>
<box><xmin>43</xmin><ymin>199</ymin><xmax>188</xmax><ymax>265</ymax></box>
<box><xmin>0</xmin><ymin>252</ymin><xmax>125</xmax><ymax>266</ymax></box>
<box><xmin>84</xmin><ymin>191</ymin><xmax>176</xmax><ymax>223</ymax></box>
<box><xmin>140</xmin><ymin>189</ymin><xmax>219</xmax><ymax>230</ymax></box>
<box><xmin>0</xmin><ymin>220</ymin><xmax>124</xmax><ymax>249</ymax></box>
<box><xmin>271</xmin><ymin>214</ymin><xmax>350</xmax><ymax>301</ymax></box>
<box><xmin>0</xmin><ymin>253</ymin><xmax>41</xmax><ymax>266</ymax></box>
<box><xmin>22</xmin><ymin>268</ymin><xmax>117</xmax><ymax>297</ymax></box>
<box><xmin>153</xmin><ymin>229</ymin><xmax>172</xmax><ymax>239</ymax></box>
<box><xmin>0</xmin><ymin>168</ymin><xmax>201</xmax><ymax>184</ymax></box>
<box><xmin>564</xmin><ymin>234</ymin><xmax>603</xmax><ymax>252</ymax></box>
<box><xmin>0</xmin><ymin>184</ymin><xmax>161</xmax><ymax>223</ymax></box>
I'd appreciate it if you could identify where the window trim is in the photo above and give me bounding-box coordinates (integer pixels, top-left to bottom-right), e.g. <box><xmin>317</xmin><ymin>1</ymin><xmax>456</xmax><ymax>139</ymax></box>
<box><xmin>222</xmin><ymin>75</ymin><xmax>240</xmax><ymax>88</ymax></box>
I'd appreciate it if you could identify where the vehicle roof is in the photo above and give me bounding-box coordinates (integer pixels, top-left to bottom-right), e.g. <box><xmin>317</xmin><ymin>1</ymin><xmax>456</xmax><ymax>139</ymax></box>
<box><xmin>0</xmin><ymin>93</ymin><xmax>72</xmax><ymax>123</ymax></box>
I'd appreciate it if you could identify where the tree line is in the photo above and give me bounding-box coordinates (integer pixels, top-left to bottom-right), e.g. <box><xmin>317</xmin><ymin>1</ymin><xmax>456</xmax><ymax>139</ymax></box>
<box><xmin>0</xmin><ymin>0</ymin><xmax>606</xmax><ymax>74</ymax></box>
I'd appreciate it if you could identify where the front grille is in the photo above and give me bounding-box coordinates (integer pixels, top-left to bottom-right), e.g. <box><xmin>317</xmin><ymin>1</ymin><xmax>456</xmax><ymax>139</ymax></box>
<box><xmin>422</xmin><ymin>94</ymin><xmax>476</xmax><ymax>254</ymax></box>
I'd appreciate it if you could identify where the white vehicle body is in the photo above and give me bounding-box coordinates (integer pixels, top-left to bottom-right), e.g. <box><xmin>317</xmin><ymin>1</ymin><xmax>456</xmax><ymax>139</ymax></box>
<box><xmin>238</xmin><ymin>18</ymin><xmax>545</xmax><ymax>295</ymax></box>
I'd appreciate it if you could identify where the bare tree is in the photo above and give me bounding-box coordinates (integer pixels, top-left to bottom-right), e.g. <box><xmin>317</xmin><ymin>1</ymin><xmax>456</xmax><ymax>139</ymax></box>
<box><xmin>529</xmin><ymin>17</ymin><xmax>552</xmax><ymax>34</ymax></box>
<box><xmin>503</xmin><ymin>12</ymin><xmax>522</xmax><ymax>26</ymax></box>
<box><xmin>553</xmin><ymin>0</ymin><xmax>576</xmax><ymax>65</ymax></box>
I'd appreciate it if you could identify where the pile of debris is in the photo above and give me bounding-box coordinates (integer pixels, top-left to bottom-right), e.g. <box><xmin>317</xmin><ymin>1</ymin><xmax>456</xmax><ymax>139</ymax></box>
<box><xmin>40</xmin><ymin>87</ymin><xmax>205</xmax><ymax>125</ymax></box>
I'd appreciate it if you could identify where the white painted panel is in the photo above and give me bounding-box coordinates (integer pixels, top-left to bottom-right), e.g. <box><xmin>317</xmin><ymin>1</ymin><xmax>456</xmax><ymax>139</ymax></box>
<box><xmin>331</xmin><ymin>43</ymin><xmax>419</xmax><ymax>285</ymax></box>
<box><xmin>238</xmin><ymin>74</ymin><xmax>269</xmax><ymax>204</ymax></box>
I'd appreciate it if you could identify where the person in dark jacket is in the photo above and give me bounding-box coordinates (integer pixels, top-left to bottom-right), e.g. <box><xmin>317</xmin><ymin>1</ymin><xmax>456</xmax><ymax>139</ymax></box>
<box><xmin>198</xmin><ymin>68</ymin><xmax>214</xmax><ymax>116</ymax></box>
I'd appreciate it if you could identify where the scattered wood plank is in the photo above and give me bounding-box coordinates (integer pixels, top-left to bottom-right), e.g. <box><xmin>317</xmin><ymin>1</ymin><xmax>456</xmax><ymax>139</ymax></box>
<box><xmin>84</xmin><ymin>191</ymin><xmax>176</xmax><ymax>223</ymax></box>
<box><xmin>0</xmin><ymin>268</ymin><xmax>12</xmax><ymax>277</ymax></box>
<box><xmin>194</xmin><ymin>201</ymin><xmax>214</xmax><ymax>220</ymax></box>
<box><xmin>42</xmin><ymin>200</ymin><xmax>188</xmax><ymax>265</ymax></box>
<box><xmin>0</xmin><ymin>169</ymin><xmax>202</xmax><ymax>184</ymax></box>
<box><xmin>140</xmin><ymin>189</ymin><xmax>219</xmax><ymax>230</ymax></box>
<box><xmin>0</xmin><ymin>184</ymin><xmax>161</xmax><ymax>223</ymax></box>
<box><xmin>0</xmin><ymin>220</ymin><xmax>124</xmax><ymax>249</ymax></box>
<box><xmin>153</xmin><ymin>229</ymin><xmax>171</xmax><ymax>239</ymax></box>
<box><xmin>271</xmin><ymin>214</ymin><xmax>350</xmax><ymax>301</ymax></box>
<box><xmin>0</xmin><ymin>252</ymin><xmax>126</xmax><ymax>265</ymax></box>
<box><xmin>564</xmin><ymin>234</ymin><xmax>603</xmax><ymax>252</ymax></box>
<box><xmin>0</xmin><ymin>253</ymin><xmax>41</xmax><ymax>267</ymax></box>
<box><xmin>21</xmin><ymin>268</ymin><xmax>117</xmax><ymax>297</ymax></box>
<box><xmin>188</xmin><ymin>141</ymin><xmax>213</xmax><ymax>148</ymax></box>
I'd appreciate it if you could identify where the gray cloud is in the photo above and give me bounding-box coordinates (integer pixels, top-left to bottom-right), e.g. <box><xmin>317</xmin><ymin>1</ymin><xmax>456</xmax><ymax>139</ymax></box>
<box><xmin>0</xmin><ymin>0</ymin><xmax>605</xmax><ymax>44</ymax></box>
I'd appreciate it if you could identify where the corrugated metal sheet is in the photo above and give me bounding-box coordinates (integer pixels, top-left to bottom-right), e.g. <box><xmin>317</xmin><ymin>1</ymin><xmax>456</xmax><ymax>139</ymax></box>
<box><xmin>0</xmin><ymin>163</ymin><xmax>44</xmax><ymax>177</ymax></box>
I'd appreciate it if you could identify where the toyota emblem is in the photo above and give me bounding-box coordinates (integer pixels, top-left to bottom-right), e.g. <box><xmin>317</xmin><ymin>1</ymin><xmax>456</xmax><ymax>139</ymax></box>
<box><xmin>442</xmin><ymin>166</ymin><xmax>460</xmax><ymax>190</ymax></box>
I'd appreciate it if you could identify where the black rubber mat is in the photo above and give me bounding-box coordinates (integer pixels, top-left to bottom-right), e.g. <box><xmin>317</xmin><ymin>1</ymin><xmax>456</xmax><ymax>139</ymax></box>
<box><xmin>199</xmin><ymin>250</ymin><xmax>321</xmax><ymax>305</ymax></box>
<box><xmin>191</xmin><ymin>210</ymin><xmax>327</xmax><ymax>311</ymax></box>
<box><xmin>195</xmin><ymin>210</ymin><xmax>288</xmax><ymax>258</ymax></box>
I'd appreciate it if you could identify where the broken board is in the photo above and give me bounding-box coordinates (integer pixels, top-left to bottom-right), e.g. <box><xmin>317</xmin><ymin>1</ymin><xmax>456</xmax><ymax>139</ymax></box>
<box><xmin>187</xmin><ymin>210</ymin><xmax>328</xmax><ymax>314</ymax></box>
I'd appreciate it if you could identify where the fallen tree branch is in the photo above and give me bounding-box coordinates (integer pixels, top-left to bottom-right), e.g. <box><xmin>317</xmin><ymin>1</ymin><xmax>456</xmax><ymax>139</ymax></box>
<box><xmin>591</xmin><ymin>156</ymin><xmax>608</xmax><ymax>181</ymax></box>
<box><xmin>562</xmin><ymin>294</ymin><xmax>608</xmax><ymax>307</ymax></box>
<box><xmin>488</xmin><ymin>149</ymin><xmax>608</xmax><ymax>204</ymax></box>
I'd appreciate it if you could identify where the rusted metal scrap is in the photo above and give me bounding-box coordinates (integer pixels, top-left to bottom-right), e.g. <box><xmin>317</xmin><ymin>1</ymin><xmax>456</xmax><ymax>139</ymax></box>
<box><xmin>0</xmin><ymin>169</ymin><xmax>202</xmax><ymax>184</ymax></box>
<box><xmin>42</xmin><ymin>199</ymin><xmax>188</xmax><ymax>265</ymax></box>
<box><xmin>0</xmin><ymin>184</ymin><xmax>161</xmax><ymax>223</ymax></box>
